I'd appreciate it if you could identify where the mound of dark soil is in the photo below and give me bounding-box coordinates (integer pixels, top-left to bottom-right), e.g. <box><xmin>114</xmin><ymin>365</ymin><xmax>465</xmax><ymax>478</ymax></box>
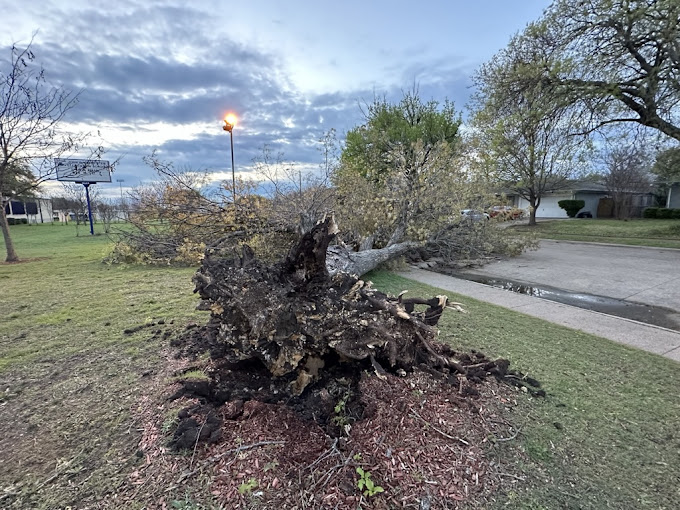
<box><xmin>165</xmin><ymin>217</ymin><xmax>542</xmax><ymax>507</ymax></box>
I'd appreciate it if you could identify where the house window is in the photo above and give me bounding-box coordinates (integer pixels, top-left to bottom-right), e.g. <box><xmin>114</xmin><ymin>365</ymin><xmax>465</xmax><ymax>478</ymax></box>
<box><xmin>26</xmin><ymin>202</ymin><xmax>38</xmax><ymax>215</ymax></box>
<box><xmin>10</xmin><ymin>201</ymin><xmax>25</xmax><ymax>215</ymax></box>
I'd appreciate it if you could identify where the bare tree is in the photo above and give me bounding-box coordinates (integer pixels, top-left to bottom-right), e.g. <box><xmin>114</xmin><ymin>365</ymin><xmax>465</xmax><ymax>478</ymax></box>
<box><xmin>470</xmin><ymin>29</ymin><xmax>591</xmax><ymax>225</ymax></box>
<box><xmin>253</xmin><ymin>140</ymin><xmax>336</xmax><ymax>235</ymax></box>
<box><xmin>96</xmin><ymin>198</ymin><xmax>117</xmax><ymax>233</ymax></box>
<box><xmin>0</xmin><ymin>37</ymin><xmax>82</xmax><ymax>261</ymax></box>
<box><xmin>602</xmin><ymin>144</ymin><xmax>653</xmax><ymax>219</ymax></box>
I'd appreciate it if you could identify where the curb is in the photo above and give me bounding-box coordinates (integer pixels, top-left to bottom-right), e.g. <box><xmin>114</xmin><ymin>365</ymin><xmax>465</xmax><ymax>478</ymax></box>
<box><xmin>541</xmin><ymin>239</ymin><xmax>680</xmax><ymax>252</ymax></box>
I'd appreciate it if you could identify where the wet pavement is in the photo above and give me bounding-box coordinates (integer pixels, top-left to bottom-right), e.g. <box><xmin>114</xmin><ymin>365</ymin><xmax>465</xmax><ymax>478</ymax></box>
<box><xmin>440</xmin><ymin>270</ymin><xmax>680</xmax><ymax>332</ymax></box>
<box><xmin>459</xmin><ymin>240</ymin><xmax>680</xmax><ymax>314</ymax></box>
<box><xmin>397</xmin><ymin>240</ymin><xmax>680</xmax><ymax>361</ymax></box>
<box><xmin>398</xmin><ymin>266</ymin><xmax>680</xmax><ymax>362</ymax></box>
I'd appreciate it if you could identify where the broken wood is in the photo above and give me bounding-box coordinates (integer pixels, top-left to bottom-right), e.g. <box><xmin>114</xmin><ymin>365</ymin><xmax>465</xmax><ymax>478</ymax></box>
<box><xmin>174</xmin><ymin>216</ymin><xmax>540</xmax><ymax>444</ymax></box>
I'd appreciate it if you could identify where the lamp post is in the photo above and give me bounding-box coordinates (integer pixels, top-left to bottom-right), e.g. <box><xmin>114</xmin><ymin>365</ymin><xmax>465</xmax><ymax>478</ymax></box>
<box><xmin>223</xmin><ymin>113</ymin><xmax>237</xmax><ymax>203</ymax></box>
<box><xmin>116</xmin><ymin>178</ymin><xmax>125</xmax><ymax>221</ymax></box>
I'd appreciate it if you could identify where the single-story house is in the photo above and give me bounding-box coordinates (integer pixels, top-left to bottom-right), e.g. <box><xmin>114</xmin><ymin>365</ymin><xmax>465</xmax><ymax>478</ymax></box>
<box><xmin>506</xmin><ymin>181</ymin><xmax>655</xmax><ymax>219</ymax></box>
<box><xmin>3</xmin><ymin>198</ymin><xmax>54</xmax><ymax>223</ymax></box>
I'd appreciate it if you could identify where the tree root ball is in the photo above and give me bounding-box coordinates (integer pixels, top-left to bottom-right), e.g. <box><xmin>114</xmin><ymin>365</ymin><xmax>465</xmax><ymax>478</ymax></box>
<box><xmin>172</xmin><ymin>217</ymin><xmax>542</xmax><ymax>445</ymax></box>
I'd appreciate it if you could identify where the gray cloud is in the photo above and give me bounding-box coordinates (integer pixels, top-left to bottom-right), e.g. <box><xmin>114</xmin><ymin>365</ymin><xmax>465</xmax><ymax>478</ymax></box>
<box><xmin>4</xmin><ymin>0</ymin><xmax>521</xmax><ymax>197</ymax></box>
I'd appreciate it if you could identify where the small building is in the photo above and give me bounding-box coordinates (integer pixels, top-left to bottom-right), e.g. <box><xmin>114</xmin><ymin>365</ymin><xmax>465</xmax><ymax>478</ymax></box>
<box><xmin>507</xmin><ymin>181</ymin><xmax>655</xmax><ymax>219</ymax></box>
<box><xmin>3</xmin><ymin>198</ymin><xmax>54</xmax><ymax>224</ymax></box>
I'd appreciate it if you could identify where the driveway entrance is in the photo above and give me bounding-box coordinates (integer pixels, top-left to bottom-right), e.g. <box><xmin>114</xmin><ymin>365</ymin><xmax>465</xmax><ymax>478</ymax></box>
<box><xmin>460</xmin><ymin>240</ymin><xmax>680</xmax><ymax>313</ymax></box>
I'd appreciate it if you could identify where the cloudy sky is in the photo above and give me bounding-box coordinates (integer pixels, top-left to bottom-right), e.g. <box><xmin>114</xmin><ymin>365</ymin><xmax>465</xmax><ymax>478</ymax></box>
<box><xmin>3</xmin><ymin>0</ymin><xmax>551</xmax><ymax>198</ymax></box>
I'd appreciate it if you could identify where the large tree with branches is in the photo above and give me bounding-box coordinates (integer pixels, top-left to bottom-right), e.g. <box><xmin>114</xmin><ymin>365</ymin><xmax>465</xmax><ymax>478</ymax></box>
<box><xmin>337</xmin><ymin>90</ymin><xmax>465</xmax><ymax>246</ymax></box>
<box><xmin>0</xmin><ymin>39</ymin><xmax>80</xmax><ymax>261</ymax></box>
<box><xmin>527</xmin><ymin>0</ymin><xmax>680</xmax><ymax>141</ymax></box>
<box><xmin>470</xmin><ymin>30</ymin><xmax>590</xmax><ymax>226</ymax></box>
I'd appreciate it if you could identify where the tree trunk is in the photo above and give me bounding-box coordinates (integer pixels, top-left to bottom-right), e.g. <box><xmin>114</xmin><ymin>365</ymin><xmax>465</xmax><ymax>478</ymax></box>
<box><xmin>528</xmin><ymin>208</ymin><xmax>537</xmax><ymax>226</ymax></box>
<box><xmin>0</xmin><ymin>204</ymin><xmax>19</xmax><ymax>262</ymax></box>
<box><xmin>528</xmin><ymin>196</ymin><xmax>539</xmax><ymax>226</ymax></box>
<box><xmin>172</xmin><ymin>216</ymin><xmax>537</xmax><ymax>447</ymax></box>
<box><xmin>326</xmin><ymin>241</ymin><xmax>419</xmax><ymax>277</ymax></box>
<box><xmin>387</xmin><ymin>221</ymin><xmax>407</xmax><ymax>247</ymax></box>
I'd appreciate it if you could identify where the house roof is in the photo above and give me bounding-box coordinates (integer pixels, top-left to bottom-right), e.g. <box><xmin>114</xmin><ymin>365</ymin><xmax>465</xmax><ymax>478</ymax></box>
<box><xmin>568</xmin><ymin>180</ymin><xmax>609</xmax><ymax>192</ymax></box>
<box><xmin>502</xmin><ymin>180</ymin><xmax>655</xmax><ymax>197</ymax></box>
<box><xmin>499</xmin><ymin>180</ymin><xmax>607</xmax><ymax>197</ymax></box>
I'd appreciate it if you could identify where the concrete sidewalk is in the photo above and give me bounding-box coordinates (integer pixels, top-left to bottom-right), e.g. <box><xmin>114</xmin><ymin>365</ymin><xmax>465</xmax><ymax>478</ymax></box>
<box><xmin>397</xmin><ymin>267</ymin><xmax>680</xmax><ymax>362</ymax></box>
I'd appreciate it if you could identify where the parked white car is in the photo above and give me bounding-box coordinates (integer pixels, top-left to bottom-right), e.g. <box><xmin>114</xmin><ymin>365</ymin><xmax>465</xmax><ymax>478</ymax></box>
<box><xmin>460</xmin><ymin>209</ymin><xmax>490</xmax><ymax>222</ymax></box>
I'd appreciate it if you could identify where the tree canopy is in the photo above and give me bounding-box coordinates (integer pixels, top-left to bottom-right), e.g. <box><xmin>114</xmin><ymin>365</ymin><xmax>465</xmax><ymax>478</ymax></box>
<box><xmin>470</xmin><ymin>30</ymin><xmax>590</xmax><ymax>225</ymax></box>
<box><xmin>342</xmin><ymin>91</ymin><xmax>461</xmax><ymax>182</ymax></box>
<box><xmin>0</xmin><ymin>162</ymin><xmax>37</xmax><ymax>201</ymax></box>
<box><xmin>527</xmin><ymin>0</ymin><xmax>680</xmax><ymax>140</ymax></box>
<box><xmin>652</xmin><ymin>145</ymin><xmax>680</xmax><ymax>182</ymax></box>
<box><xmin>336</xmin><ymin>90</ymin><xmax>467</xmax><ymax>247</ymax></box>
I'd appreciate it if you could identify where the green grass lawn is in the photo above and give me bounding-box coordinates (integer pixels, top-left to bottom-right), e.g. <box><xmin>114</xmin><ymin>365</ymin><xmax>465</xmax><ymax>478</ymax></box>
<box><xmin>512</xmin><ymin>218</ymin><xmax>680</xmax><ymax>249</ymax></box>
<box><xmin>1</xmin><ymin>224</ymin><xmax>679</xmax><ymax>509</ymax></box>
<box><xmin>369</xmin><ymin>272</ymin><xmax>680</xmax><ymax>510</ymax></box>
<box><xmin>0</xmin><ymin>224</ymin><xmax>206</xmax><ymax>509</ymax></box>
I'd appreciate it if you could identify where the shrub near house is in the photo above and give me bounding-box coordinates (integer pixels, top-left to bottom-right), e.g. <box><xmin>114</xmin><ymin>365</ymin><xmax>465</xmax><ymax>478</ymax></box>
<box><xmin>643</xmin><ymin>207</ymin><xmax>680</xmax><ymax>219</ymax></box>
<box><xmin>558</xmin><ymin>200</ymin><xmax>585</xmax><ymax>218</ymax></box>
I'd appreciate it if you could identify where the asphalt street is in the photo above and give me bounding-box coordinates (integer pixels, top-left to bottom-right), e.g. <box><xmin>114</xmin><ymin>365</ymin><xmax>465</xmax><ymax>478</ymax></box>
<box><xmin>398</xmin><ymin>241</ymin><xmax>680</xmax><ymax>361</ymax></box>
<box><xmin>462</xmin><ymin>240</ymin><xmax>680</xmax><ymax>312</ymax></box>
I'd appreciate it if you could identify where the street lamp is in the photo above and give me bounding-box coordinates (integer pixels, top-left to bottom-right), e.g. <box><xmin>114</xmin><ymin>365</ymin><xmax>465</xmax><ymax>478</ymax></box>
<box><xmin>223</xmin><ymin>113</ymin><xmax>237</xmax><ymax>203</ymax></box>
<box><xmin>116</xmin><ymin>178</ymin><xmax>125</xmax><ymax>221</ymax></box>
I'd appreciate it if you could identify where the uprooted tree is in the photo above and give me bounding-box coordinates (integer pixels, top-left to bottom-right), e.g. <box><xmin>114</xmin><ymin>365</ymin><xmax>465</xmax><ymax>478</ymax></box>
<box><xmin>334</xmin><ymin>89</ymin><xmax>520</xmax><ymax>263</ymax></box>
<box><xmin>112</xmin><ymin>91</ymin><xmax>535</xmax><ymax>274</ymax></box>
<box><xmin>172</xmin><ymin>216</ymin><xmax>542</xmax><ymax>448</ymax></box>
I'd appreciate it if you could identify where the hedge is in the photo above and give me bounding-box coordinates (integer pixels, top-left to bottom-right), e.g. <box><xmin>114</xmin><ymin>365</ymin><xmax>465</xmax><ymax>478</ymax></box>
<box><xmin>558</xmin><ymin>199</ymin><xmax>586</xmax><ymax>218</ymax></box>
<box><xmin>644</xmin><ymin>207</ymin><xmax>680</xmax><ymax>219</ymax></box>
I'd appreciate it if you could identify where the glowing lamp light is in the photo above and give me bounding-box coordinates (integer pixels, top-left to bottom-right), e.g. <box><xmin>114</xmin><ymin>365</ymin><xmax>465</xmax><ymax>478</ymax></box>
<box><xmin>223</xmin><ymin>113</ymin><xmax>237</xmax><ymax>132</ymax></box>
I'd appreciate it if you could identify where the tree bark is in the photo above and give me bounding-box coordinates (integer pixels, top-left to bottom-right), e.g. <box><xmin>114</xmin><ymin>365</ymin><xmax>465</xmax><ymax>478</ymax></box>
<box><xmin>528</xmin><ymin>208</ymin><xmax>537</xmax><ymax>226</ymax></box>
<box><xmin>0</xmin><ymin>204</ymin><xmax>19</xmax><ymax>262</ymax></box>
<box><xmin>326</xmin><ymin>241</ymin><xmax>419</xmax><ymax>277</ymax></box>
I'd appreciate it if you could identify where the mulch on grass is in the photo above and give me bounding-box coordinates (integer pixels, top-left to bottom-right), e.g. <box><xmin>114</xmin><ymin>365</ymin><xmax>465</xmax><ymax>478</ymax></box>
<box><xmin>126</xmin><ymin>356</ymin><xmax>525</xmax><ymax>509</ymax></box>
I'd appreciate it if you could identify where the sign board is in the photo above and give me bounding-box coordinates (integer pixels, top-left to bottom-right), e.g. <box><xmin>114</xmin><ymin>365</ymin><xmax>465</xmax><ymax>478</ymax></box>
<box><xmin>55</xmin><ymin>158</ymin><xmax>112</xmax><ymax>182</ymax></box>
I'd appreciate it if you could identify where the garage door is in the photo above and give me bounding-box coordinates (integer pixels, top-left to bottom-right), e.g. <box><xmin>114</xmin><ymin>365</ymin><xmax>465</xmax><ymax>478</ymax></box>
<box><xmin>517</xmin><ymin>195</ymin><xmax>570</xmax><ymax>218</ymax></box>
<box><xmin>536</xmin><ymin>195</ymin><xmax>569</xmax><ymax>218</ymax></box>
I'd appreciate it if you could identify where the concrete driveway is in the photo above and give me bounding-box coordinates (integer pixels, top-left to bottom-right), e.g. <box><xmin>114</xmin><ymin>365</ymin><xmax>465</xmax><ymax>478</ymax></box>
<box><xmin>463</xmin><ymin>240</ymin><xmax>680</xmax><ymax>312</ymax></box>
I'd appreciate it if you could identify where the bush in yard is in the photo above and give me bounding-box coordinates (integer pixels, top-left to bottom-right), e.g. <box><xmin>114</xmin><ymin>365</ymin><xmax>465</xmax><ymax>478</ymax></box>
<box><xmin>643</xmin><ymin>207</ymin><xmax>658</xmax><ymax>218</ymax></box>
<box><xmin>656</xmin><ymin>208</ymin><xmax>673</xmax><ymax>219</ymax></box>
<box><xmin>558</xmin><ymin>200</ymin><xmax>585</xmax><ymax>218</ymax></box>
<box><xmin>671</xmin><ymin>209</ymin><xmax>680</xmax><ymax>219</ymax></box>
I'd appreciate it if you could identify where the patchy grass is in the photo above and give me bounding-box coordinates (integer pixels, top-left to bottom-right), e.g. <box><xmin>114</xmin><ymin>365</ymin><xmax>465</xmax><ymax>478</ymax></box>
<box><xmin>368</xmin><ymin>271</ymin><xmax>680</xmax><ymax>510</ymax></box>
<box><xmin>511</xmin><ymin>218</ymin><xmax>680</xmax><ymax>249</ymax></box>
<box><xmin>2</xmin><ymin>223</ymin><xmax>679</xmax><ymax>509</ymax></box>
<box><xmin>0</xmin><ymin>223</ymin><xmax>209</xmax><ymax>509</ymax></box>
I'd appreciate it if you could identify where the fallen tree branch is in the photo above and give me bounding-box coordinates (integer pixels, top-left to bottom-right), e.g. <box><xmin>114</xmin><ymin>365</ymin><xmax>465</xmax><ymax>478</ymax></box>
<box><xmin>409</xmin><ymin>409</ymin><xmax>470</xmax><ymax>445</ymax></box>
<box><xmin>176</xmin><ymin>440</ymin><xmax>285</xmax><ymax>483</ymax></box>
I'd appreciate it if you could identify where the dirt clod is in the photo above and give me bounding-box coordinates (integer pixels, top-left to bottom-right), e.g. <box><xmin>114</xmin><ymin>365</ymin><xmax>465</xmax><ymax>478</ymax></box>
<box><xmin>158</xmin><ymin>218</ymin><xmax>542</xmax><ymax>506</ymax></box>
